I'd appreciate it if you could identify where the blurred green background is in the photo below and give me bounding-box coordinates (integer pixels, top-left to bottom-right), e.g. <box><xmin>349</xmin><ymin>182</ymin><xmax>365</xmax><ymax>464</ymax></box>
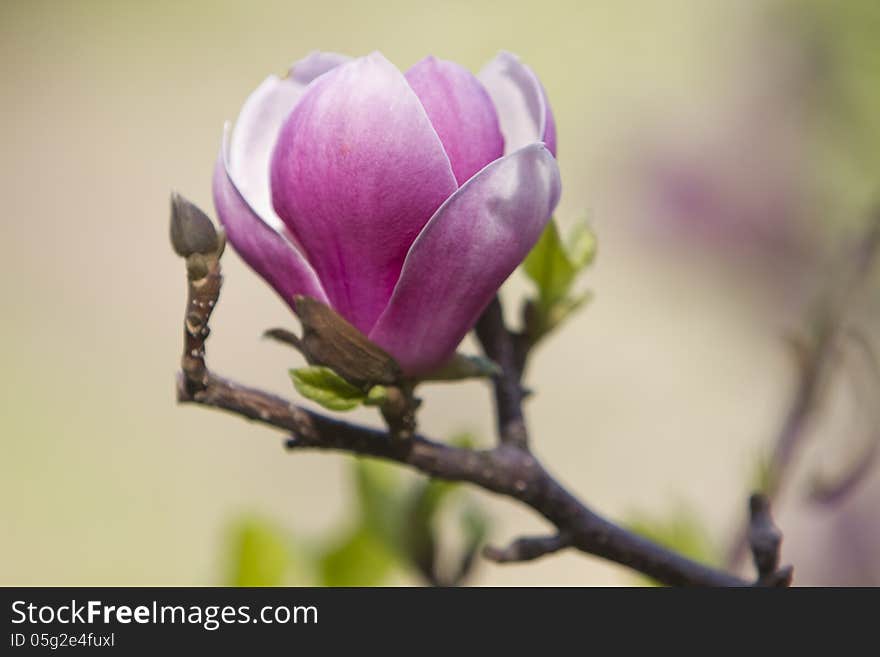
<box><xmin>2</xmin><ymin>0</ymin><xmax>879</xmax><ymax>585</ymax></box>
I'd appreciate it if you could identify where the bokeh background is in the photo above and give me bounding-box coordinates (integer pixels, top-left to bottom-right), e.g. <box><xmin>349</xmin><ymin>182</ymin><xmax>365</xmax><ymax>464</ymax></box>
<box><xmin>2</xmin><ymin>0</ymin><xmax>879</xmax><ymax>585</ymax></box>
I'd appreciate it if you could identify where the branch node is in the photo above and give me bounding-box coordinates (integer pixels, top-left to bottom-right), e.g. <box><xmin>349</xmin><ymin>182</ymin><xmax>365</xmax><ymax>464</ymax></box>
<box><xmin>379</xmin><ymin>385</ymin><xmax>419</xmax><ymax>441</ymax></box>
<box><xmin>170</xmin><ymin>195</ymin><xmax>759</xmax><ymax>587</ymax></box>
<box><xmin>748</xmin><ymin>494</ymin><xmax>792</xmax><ymax>586</ymax></box>
<box><xmin>762</xmin><ymin>565</ymin><xmax>794</xmax><ymax>588</ymax></box>
<box><xmin>483</xmin><ymin>532</ymin><xmax>572</xmax><ymax>564</ymax></box>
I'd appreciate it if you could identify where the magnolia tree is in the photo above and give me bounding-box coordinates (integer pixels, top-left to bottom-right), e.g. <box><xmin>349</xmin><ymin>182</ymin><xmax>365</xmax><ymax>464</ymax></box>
<box><xmin>169</xmin><ymin>50</ymin><xmax>877</xmax><ymax>586</ymax></box>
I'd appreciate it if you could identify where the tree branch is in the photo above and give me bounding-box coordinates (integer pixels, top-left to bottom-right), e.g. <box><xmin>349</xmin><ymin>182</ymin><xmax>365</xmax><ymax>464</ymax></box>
<box><xmin>808</xmin><ymin>329</ymin><xmax>880</xmax><ymax>505</ymax></box>
<box><xmin>171</xmin><ymin>194</ymin><xmax>788</xmax><ymax>587</ymax></box>
<box><xmin>179</xmin><ymin>370</ymin><xmax>754</xmax><ymax>585</ymax></box>
<box><xmin>725</xmin><ymin>209</ymin><xmax>880</xmax><ymax>569</ymax></box>
<box><xmin>474</xmin><ymin>297</ymin><xmax>531</xmax><ymax>449</ymax></box>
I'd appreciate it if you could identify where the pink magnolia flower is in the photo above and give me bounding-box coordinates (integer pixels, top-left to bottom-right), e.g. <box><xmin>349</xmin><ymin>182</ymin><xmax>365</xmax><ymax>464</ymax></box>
<box><xmin>213</xmin><ymin>51</ymin><xmax>560</xmax><ymax>375</ymax></box>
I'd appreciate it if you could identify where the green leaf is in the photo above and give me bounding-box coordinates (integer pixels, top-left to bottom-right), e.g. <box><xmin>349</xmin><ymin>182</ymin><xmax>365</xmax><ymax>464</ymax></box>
<box><xmin>567</xmin><ymin>221</ymin><xmax>599</xmax><ymax>271</ymax></box>
<box><xmin>289</xmin><ymin>366</ymin><xmax>365</xmax><ymax>411</ymax></box>
<box><xmin>545</xmin><ymin>291</ymin><xmax>592</xmax><ymax>331</ymax></box>
<box><xmin>401</xmin><ymin>478</ymin><xmax>454</xmax><ymax>577</ymax></box>
<box><xmin>364</xmin><ymin>385</ymin><xmax>388</xmax><ymax>407</ymax></box>
<box><xmin>459</xmin><ymin>503</ymin><xmax>491</xmax><ymax>546</ymax></box>
<box><xmin>456</xmin><ymin>502</ymin><xmax>491</xmax><ymax>577</ymax></box>
<box><xmin>353</xmin><ymin>459</ymin><xmax>407</xmax><ymax>551</ymax></box>
<box><xmin>522</xmin><ymin>219</ymin><xmax>596</xmax><ymax>343</ymax></box>
<box><xmin>319</xmin><ymin>460</ymin><xmax>406</xmax><ymax>587</ymax></box>
<box><xmin>410</xmin><ymin>479</ymin><xmax>457</xmax><ymax>528</ymax></box>
<box><xmin>318</xmin><ymin>526</ymin><xmax>398</xmax><ymax>586</ymax></box>
<box><xmin>403</xmin><ymin>478</ymin><xmax>491</xmax><ymax>585</ymax></box>
<box><xmin>523</xmin><ymin>218</ymin><xmax>596</xmax><ymax>309</ymax></box>
<box><xmin>226</xmin><ymin>516</ymin><xmax>289</xmax><ymax>587</ymax></box>
<box><xmin>449</xmin><ymin>432</ymin><xmax>479</xmax><ymax>449</ymax></box>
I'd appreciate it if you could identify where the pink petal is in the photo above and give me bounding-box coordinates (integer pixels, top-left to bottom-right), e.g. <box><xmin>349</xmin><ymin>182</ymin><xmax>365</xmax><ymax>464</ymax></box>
<box><xmin>229</xmin><ymin>51</ymin><xmax>351</xmax><ymax>231</ymax></box>
<box><xmin>478</xmin><ymin>51</ymin><xmax>557</xmax><ymax>156</ymax></box>
<box><xmin>369</xmin><ymin>143</ymin><xmax>561</xmax><ymax>374</ymax></box>
<box><xmin>213</xmin><ymin>126</ymin><xmax>329</xmax><ymax>310</ymax></box>
<box><xmin>270</xmin><ymin>52</ymin><xmax>458</xmax><ymax>334</ymax></box>
<box><xmin>405</xmin><ymin>56</ymin><xmax>504</xmax><ymax>185</ymax></box>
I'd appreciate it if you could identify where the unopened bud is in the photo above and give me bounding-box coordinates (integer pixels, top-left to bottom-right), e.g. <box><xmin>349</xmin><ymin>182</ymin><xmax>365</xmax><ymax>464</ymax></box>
<box><xmin>170</xmin><ymin>191</ymin><xmax>218</xmax><ymax>257</ymax></box>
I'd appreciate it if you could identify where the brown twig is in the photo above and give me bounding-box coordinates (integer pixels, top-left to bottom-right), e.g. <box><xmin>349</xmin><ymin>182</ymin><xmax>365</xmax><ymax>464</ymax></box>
<box><xmin>748</xmin><ymin>494</ymin><xmax>791</xmax><ymax>586</ymax></box>
<box><xmin>483</xmin><ymin>533</ymin><xmax>572</xmax><ymax>563</ymax></box>
<box><xmin>179</xmin><ymin>370</ymin><xmax>750</xmax><ymax>585</ymax></box>
<box><xmin>773</xmin><ymin>211</ymin><xmax>880</xmax><ymax>487</ymax></box>
<box><xmin>808</xmin><ymin>329</ymin><xmax>880</xmax><ymax>505</ymax></box>
<box><xmin>171</xmin><ymin>194</ymin><xmax>787</xmax><ymax>587</ymax></box>
<box><xmin>170</xmin><ymin>192</ymin><xmax>224</xmax><ymax>396</ymax></box>
<box><xmin>809</xmin><ymin>437</ymin><xmax>880</xmax><ymax>506</ymax></box>
<box><xmin>474</xmin><ymin>297</ymin><xmax>531</xmax><ymax>449</ymax></box>
<box><xmin>725</xmin><ymin>209</ymin><xmax>880</xmax><ymax>570</ymax></box>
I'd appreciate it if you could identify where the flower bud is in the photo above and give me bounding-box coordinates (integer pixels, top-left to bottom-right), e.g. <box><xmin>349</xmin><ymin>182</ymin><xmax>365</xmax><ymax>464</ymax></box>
<box><xmin>170</xmin><ymin>192</ymin><xmax>219</xmax><ymax>257</ymax></box>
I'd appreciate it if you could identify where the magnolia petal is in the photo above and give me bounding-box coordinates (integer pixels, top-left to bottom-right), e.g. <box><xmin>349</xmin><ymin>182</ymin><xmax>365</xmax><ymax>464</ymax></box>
<box><xmin>229</xmin><ymin>51</ymin><xmax>351</xmax><ymax>230</ymax></box>
<box><xmin>213</xmin><ymin>127</ymin><xmax>329</xmax><ymax>310</ymax></box>
<box><xmin>369</xmin><ymin>143</ymin><xmax>561</xmax><ymax>374</ymax></box>
<box><xmin>478</xmin><ymin>51</ymin><xmax>557</xmax><ymax>156</ymax></box>
<box><xmin>288</xmin><ymin>51</ymin><xmax>352</xmax><ymax>84</ymax></box>
<box><xmin>270</xmin><ymin>52</ymin><xmax>458</xmax><ymax>333</ymax></box>
<box><xmin>405</xmin><ymin>56</ymin><xmax>504</xmax><ymax>185</ymax></box>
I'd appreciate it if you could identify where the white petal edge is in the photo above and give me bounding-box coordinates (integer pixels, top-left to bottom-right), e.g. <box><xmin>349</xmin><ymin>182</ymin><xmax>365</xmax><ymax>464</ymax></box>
<box><xmin>478</xmin><ymin>51</ymin><xmax>549</xmax><ymax>155</ymax></box>
<box><xmin>217</xmin><ymin>121</ymin><xmax>329</xmax><ymax>306</ymax></box>
<box><xmin>228</xmin><ymin>52</ymin><xmax>352</xmax><ymax>231</ymax></box>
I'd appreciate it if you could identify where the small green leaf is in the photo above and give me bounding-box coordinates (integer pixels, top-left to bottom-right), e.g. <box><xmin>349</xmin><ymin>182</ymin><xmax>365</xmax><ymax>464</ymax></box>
<box><xmin>545</xmin><ymin>291</ymin><xmax>592</xmax><ymax>333</ymax></box>
<box><xmin>449</xmin><ymin>432</ymin><xmax>479</xmax><ymax>449</ymax></box>
<box><xmin>522</xmin><ymin>218</ymin><xmax>596</xmax><ymax>343</ymax></box>
<box><xmin>446</xmin><ymin>503</ymin><xmax>491</xmax><ymax>585</ymax></box>
<box><xmin>353</xmin><ymin>459</ymin><xmax>406</xmax><ymax>551</ymax></box>
<box><xmin>402</xmin><ymin>478</ymin><xmax>490</xmax><ymax>585</ymax></box>
<box><xmin>289</xmin><ymin>366</ymin><xmax>365</xmax><ymax>411</ymax></box>
<box><xmin>523</xmin><ymin>218</ymin><xmax>596</xmax><ymax>309</ymax></box>
<box><xmin>364</xmin><ymin>385</ymin><xmax>389</xmax><ymax>407</ymax></box>
<box><xmin>226</xmin><ymin>516</ymin><xmax>289</xmax><ymax>587</ymax></box>
<box><xmin>458</xmin><ymin>503</ymin><xmax>491</xmax><ymax>560</ymax></box>
<box><xmin>318</xmin><ymin>526</ymin><xmax>398</xmax><ymax>587</ymax></box>
<box><xmin>567</xmin><ymin>221</ymin><xmax>598</xmax><ymax>269</ymax></box>
<box><xmin>401</xmin><ymin>478</ymin><xmax>453</xmax><ymax>578</ymax></box>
